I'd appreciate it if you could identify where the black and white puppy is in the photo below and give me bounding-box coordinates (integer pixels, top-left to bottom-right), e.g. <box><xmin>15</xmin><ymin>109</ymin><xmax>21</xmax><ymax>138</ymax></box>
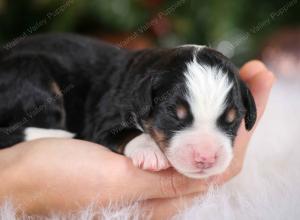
<box><xmin>0</xmin><ymin>34</ymin><xmax>256</xmax><ymax>179</ymax></box>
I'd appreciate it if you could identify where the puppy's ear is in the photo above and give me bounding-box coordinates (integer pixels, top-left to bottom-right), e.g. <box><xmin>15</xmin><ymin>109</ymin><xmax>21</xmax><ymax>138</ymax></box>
<box><xmin>240</xmin><ymin>81</ymin><xmax>257</xmax><ymax>130</ymax></box>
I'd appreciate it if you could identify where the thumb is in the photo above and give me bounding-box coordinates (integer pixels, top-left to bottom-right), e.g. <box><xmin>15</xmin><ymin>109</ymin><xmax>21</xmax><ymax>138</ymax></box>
<box><xmin>240</xmin><ymin>60</ymin><xmax>275</xmax><ymax>121</ymax></box>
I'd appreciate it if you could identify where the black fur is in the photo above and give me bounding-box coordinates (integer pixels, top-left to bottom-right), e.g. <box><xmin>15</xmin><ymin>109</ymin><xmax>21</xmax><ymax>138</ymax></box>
<box><xmin>0</xmin><ymin>33</ymin><xmax>256</xmax><ymax>150</ymax></box>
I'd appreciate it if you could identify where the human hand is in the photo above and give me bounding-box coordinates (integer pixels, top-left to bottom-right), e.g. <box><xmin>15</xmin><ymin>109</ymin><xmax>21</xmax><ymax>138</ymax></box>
<box><xmin>0</xmin><ymin>138</ymin><xmax>210</xmax><ymax>215</ymax></box>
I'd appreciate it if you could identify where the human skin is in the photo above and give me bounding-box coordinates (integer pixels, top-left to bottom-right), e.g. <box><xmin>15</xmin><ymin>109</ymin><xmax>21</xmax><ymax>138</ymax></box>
<box><xmin>0</xmin><ymin>60</ymin><xmax>275</xmax><ymax>218</ymax></box>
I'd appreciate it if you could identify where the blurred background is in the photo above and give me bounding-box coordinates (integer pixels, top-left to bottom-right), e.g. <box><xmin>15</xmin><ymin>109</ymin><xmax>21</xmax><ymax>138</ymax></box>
<box><xmin>0</xmin><ymin>0</ymin><xmax>300</xmax><ymax>78</ymax></box>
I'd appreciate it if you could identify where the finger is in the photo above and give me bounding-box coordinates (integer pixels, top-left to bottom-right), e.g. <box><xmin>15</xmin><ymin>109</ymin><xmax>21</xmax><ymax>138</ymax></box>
<box><xmin>131</xmin><ymin>167</ymin><xmax>210</xmax><ymax>200</ymax></box>
<box><xmin>240</xmin><ymin>60</ymin><xmax>275</xmax><ymax>119</ymax></box>
<box><xmin>248</xmin><ymin>70</ymin><xmax>275</xmax><ymax>120</ymax></box>
<box><xmin>240</xmin><ymin>60</ymin><xmax>268</xmax><ymax>81</ymax></box>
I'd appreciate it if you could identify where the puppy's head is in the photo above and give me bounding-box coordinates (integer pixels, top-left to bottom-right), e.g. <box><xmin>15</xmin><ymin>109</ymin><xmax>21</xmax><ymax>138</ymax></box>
<box><xmin>132</xmin><ymin>45</ymin><xmax>256</xmax><ymax>178</ymax></box>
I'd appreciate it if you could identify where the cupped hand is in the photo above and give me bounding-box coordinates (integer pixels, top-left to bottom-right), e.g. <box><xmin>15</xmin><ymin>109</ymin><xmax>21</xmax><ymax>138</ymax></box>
<box><xmin>0</xmin><ymin>60</ymin><xmax>275</xmax><ymax>218</ymax></box>
<box><xmin>0</xmin><ymin>137</ymin><xmax>209</xmax><ymax>215</ymax></box>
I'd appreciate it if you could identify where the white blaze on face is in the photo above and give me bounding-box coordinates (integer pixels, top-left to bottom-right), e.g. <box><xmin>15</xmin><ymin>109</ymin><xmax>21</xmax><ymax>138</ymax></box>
<box><xmin>166</xmin><ymin>52</ymin><xmax>234</xmax><ymax>179</ymax></box>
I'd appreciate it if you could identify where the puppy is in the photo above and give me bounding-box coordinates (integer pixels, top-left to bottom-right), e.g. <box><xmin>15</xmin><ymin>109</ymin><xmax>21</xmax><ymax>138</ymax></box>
<box><xmin>0</xmin><ymin>34</ymin><xmax>256</xmax><ymax>178</ymax></box>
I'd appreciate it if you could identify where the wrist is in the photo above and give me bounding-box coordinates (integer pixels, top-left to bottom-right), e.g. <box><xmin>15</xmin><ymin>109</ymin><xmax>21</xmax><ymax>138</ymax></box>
<box><xmin>0</xmin><ymin>144</ymin><xmax>47</xmax><ymax>214</ymax></box>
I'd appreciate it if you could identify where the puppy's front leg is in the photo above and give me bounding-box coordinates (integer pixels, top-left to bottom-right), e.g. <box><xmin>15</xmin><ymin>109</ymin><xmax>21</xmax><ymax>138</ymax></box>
<box><xmin>124</xmin><ymin>134</ymin><xmax>170</xmax><ymax>171</ymax></box>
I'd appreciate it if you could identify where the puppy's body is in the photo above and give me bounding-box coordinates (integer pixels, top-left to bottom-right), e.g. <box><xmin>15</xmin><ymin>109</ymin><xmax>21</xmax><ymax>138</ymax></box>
<box><xmin>0</xmin><ymin>34</ymin><xmax>138</xmax><ymax>149</ymax></box>
<box><xmin>0</xmin><ymin>34</ymin><xmax>256</xmax><ymax>178</ymax></box>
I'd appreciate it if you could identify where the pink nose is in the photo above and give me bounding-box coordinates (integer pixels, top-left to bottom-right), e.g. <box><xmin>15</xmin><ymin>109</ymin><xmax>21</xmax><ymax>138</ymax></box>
<box><xmin>194</xmin><ymin>152</ymin><xmax>217</xmax><ymax>169</ymax></box>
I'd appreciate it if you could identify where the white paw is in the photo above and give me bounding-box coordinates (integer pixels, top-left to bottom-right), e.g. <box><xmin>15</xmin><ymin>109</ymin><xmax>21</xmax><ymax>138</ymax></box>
<box><xmin>124</xmin><ymin>134</ymin><xmax>170</xmax><ymax>171</ymax></box>
<box><xmin>24</xmin><ymin>127</ymin><xmax>75</xmax><ymax>141</ymax></box>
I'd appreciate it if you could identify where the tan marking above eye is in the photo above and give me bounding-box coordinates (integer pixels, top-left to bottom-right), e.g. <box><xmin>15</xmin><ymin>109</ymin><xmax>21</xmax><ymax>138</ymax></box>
<box><xmin>226</xmin><ymin>108</ymin><xmax>237</xmax><ymax>123</ymax></box>
<box><xmin>50</xmin><ymin>82</ymin><xmax>62</xmax><ymax>97</ymax></box>
<box><xmin>176</xmin><ymin>105</ymin><xmax>188</xmax><ymax>119</ymax></box>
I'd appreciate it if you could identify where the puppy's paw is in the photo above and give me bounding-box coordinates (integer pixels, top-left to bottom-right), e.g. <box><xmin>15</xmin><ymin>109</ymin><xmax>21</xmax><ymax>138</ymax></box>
<box><xmin>129</xmin><ymin>146</ymin><xmax>170</xmax><ymax>171</ymax></box>
<box><xmin>124</xmin><ymin>134</ymin><xmax>170</xmax><ymax>171</ymax></box>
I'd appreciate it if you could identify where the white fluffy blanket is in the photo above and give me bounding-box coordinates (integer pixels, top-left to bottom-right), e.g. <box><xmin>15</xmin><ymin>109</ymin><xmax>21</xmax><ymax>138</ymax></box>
<box><xmin>1</xmin><ymin>79</ymin><xmax>300</xmax><ymax>220</ymax></box>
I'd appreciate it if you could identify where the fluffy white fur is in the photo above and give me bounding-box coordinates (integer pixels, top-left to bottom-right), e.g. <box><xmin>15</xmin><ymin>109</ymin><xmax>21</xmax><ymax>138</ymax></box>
<box><xmin>166</xmin><ymin>55</ymin><xmax>234</xmax><ymax>178</ymax></box>
<box><xmin>1</xmin><ymin>79</ymin><xmax>300</xmax><ymax>219</ymax></box>
<box><xmin>24</xmin><ymin>127</ymin><xmax>74</xmax><ymax>141</ymax></box>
